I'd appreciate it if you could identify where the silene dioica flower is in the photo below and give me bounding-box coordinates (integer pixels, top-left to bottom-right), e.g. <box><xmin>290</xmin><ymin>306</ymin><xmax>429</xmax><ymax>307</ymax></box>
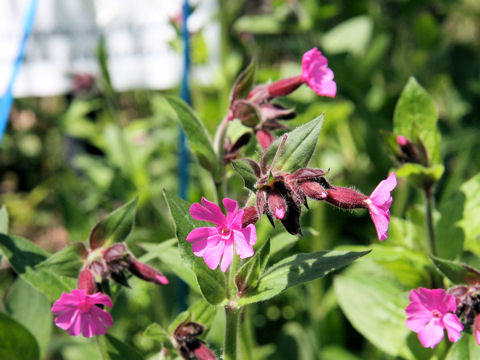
<box><xmin>405</xmin><ymin>288</ymin><xmax>463</xmax><ymax>348</ymax></box>
<box><xmin>187</xmin><ymin>198</ymin><xmax>257</xmax><ymax>272</ymax></box>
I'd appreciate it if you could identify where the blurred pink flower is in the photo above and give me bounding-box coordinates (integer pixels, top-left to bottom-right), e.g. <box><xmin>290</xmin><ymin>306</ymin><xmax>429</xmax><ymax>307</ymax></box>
<box><xmin>187</xmin><ymin>197</ymin><xmax>257</xmax><ymax>272</ymax></box>
<box><xmin>364</xmin><ymin>172</ymin><xmax>397</xmax><ymax>241</ymax></box>
<box><xmin>405</xmin><ymin>288</ymin><xmax>463</xmax><ymax>348</ymax></box>
<box><xmin>301</xmin><ymin>48</ymin><xmax>337</xmax><ymax>98</ymax></box>
<box><xmin>51</xmin><ymin>289</ymin><xmax>113</xmax><ymax>338</ymax></box>
<box><xmin>474</xmin><ymin>315</ymin><xmax>480</xmax><ymax>345</ymax></box>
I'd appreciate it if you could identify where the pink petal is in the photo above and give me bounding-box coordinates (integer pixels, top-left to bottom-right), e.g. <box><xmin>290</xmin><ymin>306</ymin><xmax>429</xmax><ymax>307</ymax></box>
<box><xmin>202</xmin><ymin>241</ymin><xmax>225</xmax><ymax>270</ymax></box>
<box><xmin>189</xmin><ymin>198</ymin><xmax>225</xmax><ymax>226</ymax></box>
<box><xmin>418</xmin><ymin>320</ymin><xmax>445</xmax><ymax>348</ymax></box>
<box><xmin>368</xmin><ymin>205</ymin><xmax>389</xmax><ymax>241</ymax></box>
<box><xmin>242</xmin><ymin>224</ymin><xmax>257</xmax><ymax>246</ymax></box>
<box><xmin>192</xmin><ymin>234</ymin><xmax>221</xmax><ymax>257</ymax></box>
<box><xmin>406</xmin><ymin>315</ymin><xmax>433</xmax><ymax>333</ymax></box>
<box><xmin>90</xmin><ymin>305</ymin><xmax>114</xmax><ymax>327</ymax></box>
<box><xmin>87</xmin><ymin>292</ymin><xmax>113</xmax><ymax>308</ymax></box>
<box><xmin>220</xmin><ymin>241</ymin><xmax>234</xmax><ymax>272</ymax></box>
<box><xmin>186</xmin><ymin>226</ymin><xmax>217</xmax><ymax>243</ymax></box>
<box><xmin>369</xmin><ymin>172</ymin><xmax>397</xmax><ymax>205</ymax></box>
<box><xmin>233</xmin><ymin>230</ymin><xmax>254</xmax><ymax>259</ymax></box>
<box><xmin>301</xmin><ymin>48</ymin><xmax>337</xmax><ymax>98</ymax></box>
<box><xmin>67</xmin><ymin>310</ymin><xmax>83</xmax><ymax>336</ymax></box>
<box><xmin>55</xmin><ymin>309</ymin><xmax>78</xmax><ymax>330</ymax></box>
<box><xmin>223</xmin><ymin>198</ymin><xmax>239</xmax><ymax>225</ymax></box>
<box><xmin>443</xmin><ymin>313</ymin><xmax>463</xmax><ymax>343</ymax></box>
<box><xmin>81</xmin><ymin>315</ymin><xmax>94</xmax><ymax>338</ymax></box>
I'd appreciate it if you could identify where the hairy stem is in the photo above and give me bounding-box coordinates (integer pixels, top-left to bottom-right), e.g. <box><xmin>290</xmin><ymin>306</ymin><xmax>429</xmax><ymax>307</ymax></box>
<box><xmin>424</xmin><ymin>185</ymin><xmax>437</xmax><ymax>256</ymax></box>
<box><xmin>224</xmin><ymin>306</ymin><xmax>240</xmax><ymax>360</ymax></box>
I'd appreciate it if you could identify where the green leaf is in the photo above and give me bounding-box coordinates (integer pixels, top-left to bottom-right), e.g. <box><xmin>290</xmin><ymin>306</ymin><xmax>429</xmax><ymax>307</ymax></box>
<box><xmin>5</xmin><ymin>278</ymin><xmax>52</xmax><ymax>358</ymax></box>
<box><xmin>35</xmin><ymin>242</ymin><xmax>87</xmax><ymax>277</ymax></box>
<box><xmin>393</xmin><ymin>77</ymin><xmax>440</xmax><ymax>164</ymax></box>
<box><xmin>238</xmin><ymin>249</ymin><xmax>369</xmax><ymax>305</ymax></box>
<box><xmin>143</xmin><ymin>323</ymin><xmax>172</xmax><ymax>349</ymax></box>
<box><xmin>0</xmin><ymin>205</ymin><xmax>8</xmax><ymax>234</ymax></box>
<box><xmin>0</xmin><ymin>234</ymin><xmax>76</xmax><ymax>299</ymax></box>
<box><xmin>105</xmin><ymin>334</ymin><xmax>144</xmax><ymax>360</ymax></box>
<box><xmin>263</xmin><ymin>115</ymin><xmax>324</xmax><ymax>173</ymax></box>
<box><xmin>165</xmin><ymin>96</ymin><xmax>219</xmax><ymax>178</ymax></box>
<box><xmin>0</xmin><ymin>312</ymin><xmax>40</xmax><ymax>360</ymax></box>
<box><xmin>446</xmin><ymin>334</ymin><xmax>480</xmax><ymax>360</ymax></box>
<box><xmin>437</xmin><ymin>173</ymin><xmax>480</xmax><ymax>258</ymax></box>
<box><xmin>396</xmin><ymin>163</ymin><xmax>444</xmax><ymax>186</ymax></box>
<box><xmin>270</xmin><ymin>232</ymin><xmax>300</xmax><ymax>257</ymax></box>
<box><xmin>164</xmin><ymin>192</ymin><xmax>227</xmax><ymax>305</ymax></box>
<box><xmin>139</xmin><ymin>240</ymin><xmax>200</xmax><ymax>293</ymax></box>
<box><xmin>89</xmin><ymin>198</ymin><xmax>138</xmax><ymax>249</ymax></box>
<box><xmin>334</xmin><ymin>261</ymin><xmax>432</xmax><ymax>360</ymax></box>
<box><xmin>322</xmin><ymin>16</ymin><xmax>373</xmax><ymax>56</ymax></box>
<box><xmin>230</xmin><ymin>59</ymin><xmax>256</xmax><ymax>101</ymax></box>
<box><xmin>235</xmin><ymin>240</ymin><xmax>270</xmax><ymax>295</ymax></box>
<box><xmin>430</xmin><ymin>255</ymin><xmax>480</xmax><ymax>284</ymax></box>
<box><xmin>168</xmin><ymin>299</ymin><xmax>217</xmax><ymax>335</ymax></box>
<box><xmin>232</xmin><ymin>159</ymin><xmax>259</xmax><ymax>191</ymax></box>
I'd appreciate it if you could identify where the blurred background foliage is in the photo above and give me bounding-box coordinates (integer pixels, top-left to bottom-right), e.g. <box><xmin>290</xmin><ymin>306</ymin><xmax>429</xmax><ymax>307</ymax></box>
<box><xmin>1</xmin><ymin>0</ymin><xmax>480</xmax><ymax>359</ymax></box>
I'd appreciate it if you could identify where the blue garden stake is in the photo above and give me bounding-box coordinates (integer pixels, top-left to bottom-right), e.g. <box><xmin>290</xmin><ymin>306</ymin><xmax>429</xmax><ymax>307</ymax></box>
<box><xmin>0</xmin><ymin>0</ymin><xmax>39</xmax><ymax>145</ymax></box>
<box><xmin>177</xmin><ymin>0</ymin><xmax>191</xmax><ymax>311</ymax></box>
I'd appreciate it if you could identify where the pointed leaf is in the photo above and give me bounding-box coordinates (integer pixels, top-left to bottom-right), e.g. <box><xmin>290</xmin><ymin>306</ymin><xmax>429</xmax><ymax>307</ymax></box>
<box><xmin>238</xmin><ymin>249</ymin><xmax>369</xmax><ymax>305</ymax></box>
<box><xmin>0</xmin><ymin>234</ymin><xmax>76</xmax><ymax>299</ymax></box>
<box><xmin>143</xmin><ymin>323</ymin><xmax>173</xmax><ymax>349</ymax></box>
<box><xmin>235</xmin><ymin>239</ymin><xmax>270</xmax><ymax>295</ymax></box>
<box><xmin>393</xmin><ymin>77</ymin><xmax>441</xmax><ymax>164</ymax></box>
<box><xmin>165</xmin><ymin>96</ymin><xmax>219</xmax><ymax>179</ymax></box>
<box><xmin>6</xmin><ymin>278</ymin><xmax>52</xmax><ymax>358</ymax></box>
<box><xmin>230</xmin><ymin>59</ymin><xmax>256</xmax><ymax>101</ymax></box>
<box><xmin>164</xmin><ymin>191</ymin><xmax>227</xmax><ymax>305</ymax></box>
<box><xmin>35</xmin><ymin>242</ymin><xmax>87</xmax><ymax>277</ymax></box>
<box><xmin>89</xmin><ymin>198</ymin><xmax>138</xmax><ymax>249</ymax></box>
<box><xmin>232</xmin><ymin>159</ymin><xmax>260</xmax><ymax>191</ymax></box>
<box><xmin>0</xmin><ymin>312</ymin><xmax>40</xmax><ymax>360</ymax></box>
<box><xmin>430</xmin><ymin>255</ymin><xmax>480</xmax><ymax>285</ymax></box>
<box><xmin>168</xmin><ymin>299</ymin><xmax>217</xmax><ymax>335</ymax></box>
<box><xmin>263</xmin><ymin>115</ymin><xmax>324</xmax><ymax>173</ymax></box>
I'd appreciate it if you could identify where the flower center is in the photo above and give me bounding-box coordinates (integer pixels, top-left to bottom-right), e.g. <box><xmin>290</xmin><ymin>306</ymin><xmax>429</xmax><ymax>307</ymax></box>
<box><xmin>219</xmin><ymin>227</ymin><xmax>231</xmax><ymax>240</ymax></box>
<box><xmin>78</xmin><ymin>299</ymin><xmax>93</xmax><ymax>313</ymax></box>
<box><xmin>432</xmin><ymin>310</ymin><xmax>441</xmax><ymax>318</ymax></box>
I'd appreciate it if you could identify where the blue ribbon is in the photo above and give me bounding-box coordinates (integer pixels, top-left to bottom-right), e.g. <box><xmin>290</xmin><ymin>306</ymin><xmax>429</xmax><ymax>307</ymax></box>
<box><xmin>0</xmin><ymin>0</ymin><xmax>39</xmax><ymax>144</ymax></box>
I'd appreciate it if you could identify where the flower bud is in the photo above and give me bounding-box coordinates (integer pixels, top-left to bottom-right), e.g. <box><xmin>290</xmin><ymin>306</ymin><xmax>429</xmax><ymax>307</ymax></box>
<box><xmin>256</xmin><ymin>129</ymin><xmax>275</xmax><ymax>150</ymax></box>
<box><xmin>325</xmin><ymin>187</ymin><xmax>368</xmax><ymax>209</ymax></box>
<box><xmin>242</xmin><ymin>206</ymin><xmax>259</xmax><ymax>228</ymax></box>
<box><xmin>129</xmin><ymin>259</ymin><xmax>168</xmax><ymax>285</ymax></box>
<box><xmin>300</xmin><ymin>181</ymin><xmax>328</xmax><ymax>200</ymax></box>
<box><xmin>88</xmin><ymin>260</ymin><xmax>108</xmax><ymax>282</ymax></box>
<box><xmin>103</xmin><ymin>243</ymin><xmax>128</xmax><ymax>262</ymax></box>
<box><xmin>77</xmin><ymin>268</ymin><xmax>97</xmax><ymax>294</ymax></box>
<box><xmin>267</xmin><ymin>190</ymin><xmax>287</xmax><ymax>219</ymax></box>
<box><xmin>267</xmin><ymin>76</ymin><xmax>303</xmax><ymax>98</ymax></box>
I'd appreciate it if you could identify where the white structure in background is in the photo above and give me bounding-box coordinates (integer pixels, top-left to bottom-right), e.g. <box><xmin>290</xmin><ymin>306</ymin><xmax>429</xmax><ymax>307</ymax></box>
<box><xmin>0</xmin><ymin>0</ymin><xmax>219</xmax><ymax>97</ymax></box>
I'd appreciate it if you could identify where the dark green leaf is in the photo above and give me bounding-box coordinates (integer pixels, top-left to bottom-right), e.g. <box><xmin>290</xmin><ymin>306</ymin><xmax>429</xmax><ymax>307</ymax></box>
<box><xmin>393</xmin><ymin>77</ymin><xmax>440</xmax><ymax>164</ymax></box>
<box><xmin>238</xmin><ymin>249</ymin><xmax>369</xmax><ymax>305</ymax></box>
<box><xmin>165</xmin><ymin>96</ymin><xmax>219</xmax><ymax>178</ymax></box>
<box><xmin>89</xmin><ymin>198</ymin><xmax>138</xmax><ymax>249</ymax></box>
<box><xmin>263</xmin><ymin>115</ymin><xmax>324</xmax><ymax>173</ymax></box>
<box><xmin>232</xmin><ymin>159</ymin><xmax>259</xmax><ymax>191</ymax></box>
<box><xmin>35</xmin><ymin>242</ymin><xmax>87</xmax><ymax>277</ymax></box>
<box><xmin>168</xmin><ymin>299</ymin><xmax>217</xmax><ymax>335</ymax></box>
<box><xmin>446</xmin><ymin>334</ymin><xmax>480</xmax><ymax>360</ymax></box>
<box><xmin>105</xmin><ymin>334</ymin><xmax>144</xmax><ymax>360</ymax></box>
<box><xmin>5</xmin><ymin>278</ymin><xmax>52</xmax><ymax>358</ymax></box>
<box><xmin>164</xmin><ymin>192</ymin><xmax>227</xmax><ymax>305</ymax></box>
<box><xmin>235</xmin><ymin>240</ymin><xmax>270</xmax><ymax>295</ymax></box>
<box><xmin>0</xmin><ymin>234</ymin><xmax>76</xmax><ymax>299</ymax></box>
<box><xmin>0</xmin><ymin>205</ymin><xmax>8</xmax><ymax>234</ymax></box>
<box><xmin>230</xmin><ymin>59</ymin><xmax>256</xmax><ymax>101</ymax></box>
<box><xmin>430</xmin><ymin>255</ymin><xmax>480</xmax><ymax>284</ymax></box>
<box><xmin>0</xmin><ymin>312</ymin><xmax>40</xmax><ymax>360</ymax></box>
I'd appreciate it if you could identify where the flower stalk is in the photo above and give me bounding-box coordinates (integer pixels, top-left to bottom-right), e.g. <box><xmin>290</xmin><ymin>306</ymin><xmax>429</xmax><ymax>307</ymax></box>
<box><xmin>224</xmin><ymin>306</ymin><xmax>240</xmax><ymax>360</ymax></box>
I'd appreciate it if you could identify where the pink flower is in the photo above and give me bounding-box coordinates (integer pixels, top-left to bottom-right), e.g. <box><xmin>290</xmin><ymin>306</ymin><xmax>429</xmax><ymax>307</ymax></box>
<box><xmin>301</xmin><ymin>48</ymin><xmax>337</xmax><ymax>98</ymax></box>
<box><xmin>474</xmin><ymin>315</ymin><xmax>480</xmax><ymax>345</ymax></box>
<box><xmin>405</xmin><ymin>288</ymin><xmax>463</xmax><ymax>348</ymax></box>
<box><xmin>364</xmin><ymin>172</ymin><xmax>397</xmax><ymax>241</ymax></box>
<box><xmin>187</xmin><ymin>197</ymin><xmax>257</xmax><ymax>272</ymax></box>
<box><xmin>51</xmin><ymin>289</ymin><xmax>113</xmax><ymax>338</ymax></box>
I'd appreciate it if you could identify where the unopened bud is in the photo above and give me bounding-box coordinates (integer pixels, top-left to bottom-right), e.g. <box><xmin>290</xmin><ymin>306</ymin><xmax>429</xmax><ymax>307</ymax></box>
<box><xmin>267</xmin><ymin>76</ymin><xmax>303</xmax><ymax>98</ymax></box>
<box><xmin>242</xmin><ymin>206</ymin><xmax>259</xmax><ymax>227</ymax></box>
<box><xmin>129</xmin><ymin>259</ymin><xmax>168</xmax><ymax>285</ymax></box>
<box><xmin>256</xmin><ymin>129</ymin><xmax>275</xmax><ymax>150</ymax></box>
<box><xmin>103</xmin><ymin>243</ymin><xmax>128</xmax><ymax>262</ymax></box>
<box><xmin>77</xmin><ymin>268</ymin><xmax>96</xmax><ymax>294</ymax></box>
<box><xmin>246</xmin><ymin>84</ymin><xmax>269</xmax><ymax>103</ymax></box>
<box><xmin>267</xmin><ymin>190</ymin><xmax>287</xmax><ymax>220</ymax></box>
<box><xmin>325</xmin><ymin>187</ymin><xmax>368</xmax><ymax>209</ymax></box>
<box><xmin>300</xmin><ymin>181</ymin><xmax>328</xmax><ymax>200</ymax></box>
<box><xmin>88</xmin><ymin>260</ymin><xmax>108</xmax><ymax>282</ymax></box>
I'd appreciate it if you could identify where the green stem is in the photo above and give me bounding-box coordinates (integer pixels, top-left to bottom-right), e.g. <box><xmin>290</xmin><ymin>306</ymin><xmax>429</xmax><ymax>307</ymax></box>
<box><xmin>224</xmin><ymin>306</ymin><xmax>240</xmax><ymax>360</ymax></box>
<box><xmin>239</xmin><ymin>308</ymin><xmax>254</xmax><ymax>360</ymax></box>
<box><xmin>96</xmin><ymin>335</ymin><xmax>110</xmax><ymax>360</ymax></box>
<box><xmin>424</xmin><ymin>185</ymin><xmax>437</xmax><ymax>256</ymax></box>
